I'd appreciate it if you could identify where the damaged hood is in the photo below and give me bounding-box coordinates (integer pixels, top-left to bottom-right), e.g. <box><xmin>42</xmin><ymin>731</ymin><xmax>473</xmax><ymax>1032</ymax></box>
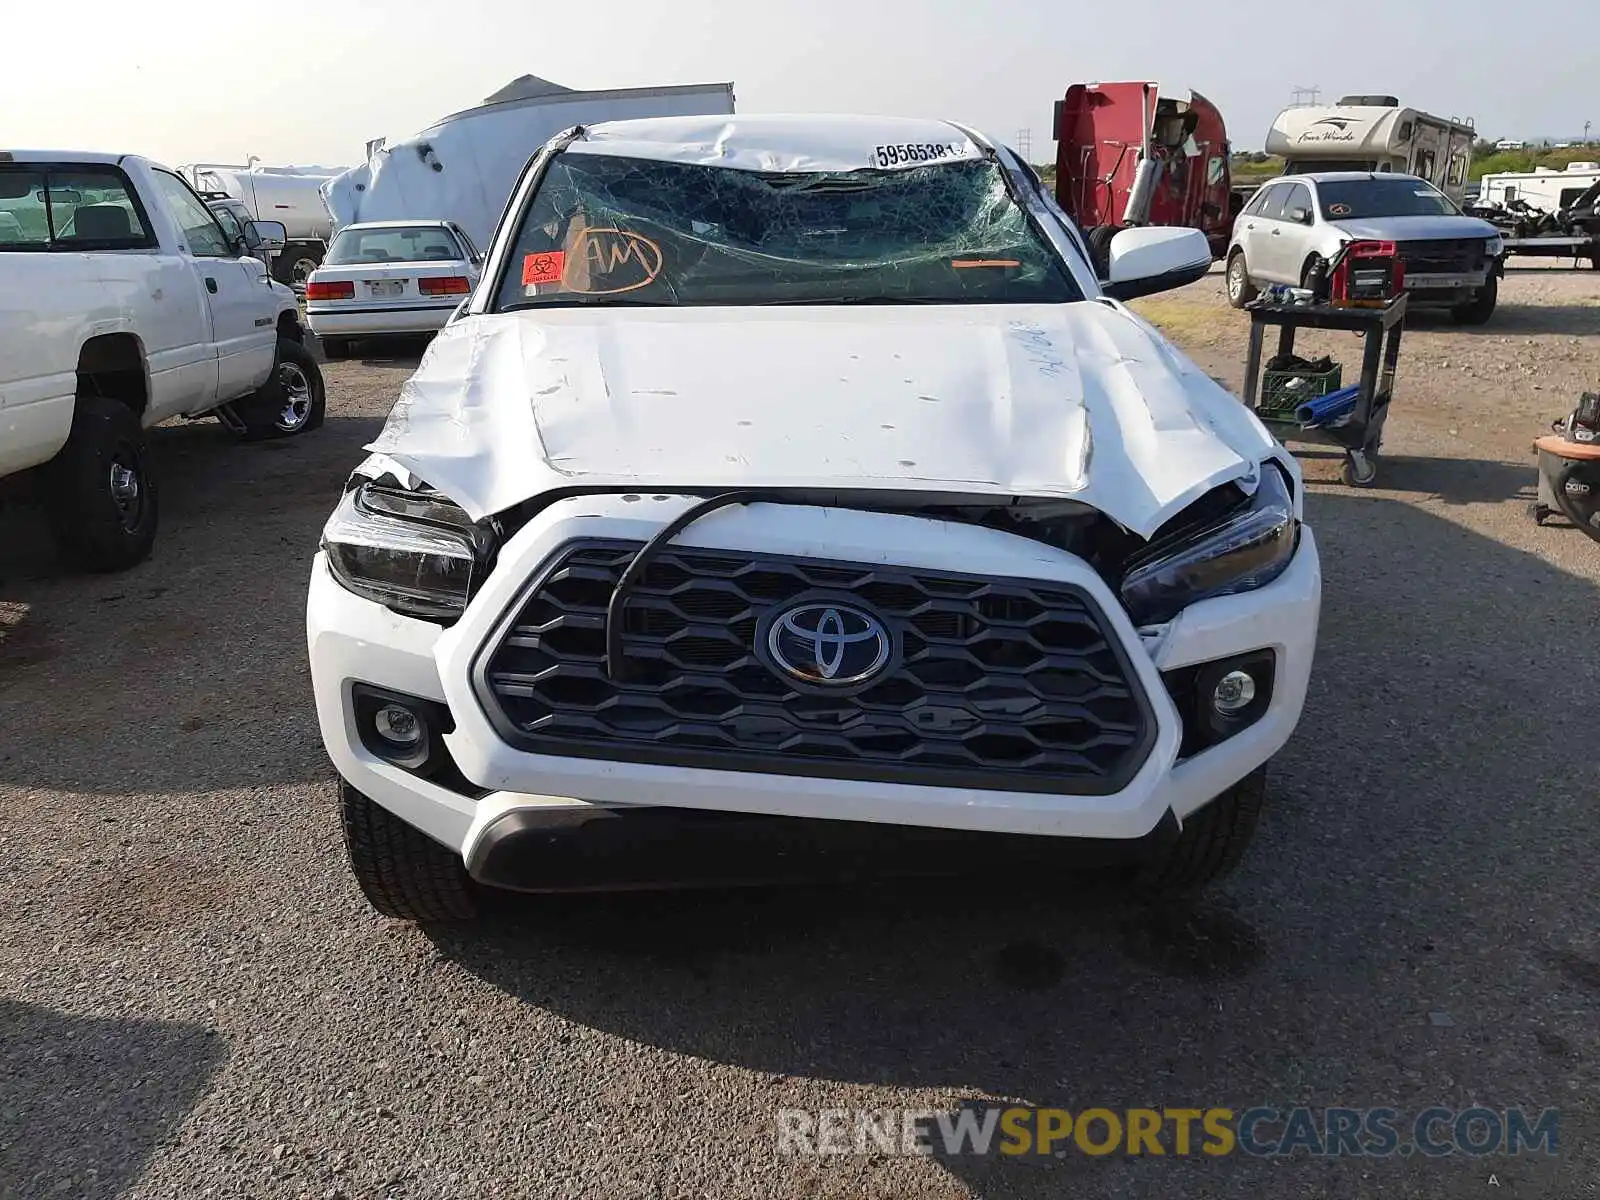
<box><xmin>1329</xmin><ymin>214</ymin><xmax>1499</xmax><ymax>242</ymax></box>
<box><xmin>367</xmin><ymin>300</ymin><xmax>1277</xmax><ymax>538</ymax></box>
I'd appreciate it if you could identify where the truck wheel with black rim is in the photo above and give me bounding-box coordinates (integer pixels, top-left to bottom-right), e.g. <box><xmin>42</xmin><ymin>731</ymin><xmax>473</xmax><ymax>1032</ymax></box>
<box><xmin>1450</xmin><ymin>273</ymin><xmax>1498</xmax><ymax>325</ymax></box>
<box><xmin>229</xmin><ymin>338</ymin><xmax>327</xmax><ymax>440</ymax></box>
<box><xmin>273</xmin><ymin>246</ymin><xmax>324</xmax><ymax>290</ymax></box>
<box><xmin>340</xmin><ymin>781</ymin><xmax>479</xmax><ymax>922</ymax></box>
<box><xmin>44</xmin><ymin>396</ymin><xmax>159</xmax><ymax>572</ymax></box>
<box><xmin>1132</xmin><ymin>766</ymin><xmax>1266</xmax><ymax>897</ymax></box>
<box><xmin>1225</xmin><ymin>251</ymin><xmax>1257</xmax><ymax>308</ymax></box>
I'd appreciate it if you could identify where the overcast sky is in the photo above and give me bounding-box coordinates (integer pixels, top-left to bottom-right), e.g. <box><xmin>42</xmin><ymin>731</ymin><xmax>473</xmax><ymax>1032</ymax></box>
<box><xmin>6</xmin><ymin>0</ymin><xmax>1596</xmax><ymax>169</ymax></box>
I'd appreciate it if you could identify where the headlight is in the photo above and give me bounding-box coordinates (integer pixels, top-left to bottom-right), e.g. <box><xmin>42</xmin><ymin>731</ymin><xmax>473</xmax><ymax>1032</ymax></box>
<box><xmin>321</xmin><ymin>482</ymin><xmax>495</xmax><ymax>622</ymax></box>
<box><xmin>1119</xmin><ymin>464</ymin><xmax>1298</xmax><ymax>625</ymax></box>
<box><xmin>1486</xmin><ymin>235</ymin><xmax>1504</xmax><ymax>257</ymax></box>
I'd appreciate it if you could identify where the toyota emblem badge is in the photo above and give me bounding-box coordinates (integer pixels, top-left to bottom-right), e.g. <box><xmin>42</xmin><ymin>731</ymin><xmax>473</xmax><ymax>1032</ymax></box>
<box><xmin>764</xmin><ymin>602</ymin><xmax>893</xmax><ymax>687</ymax></box>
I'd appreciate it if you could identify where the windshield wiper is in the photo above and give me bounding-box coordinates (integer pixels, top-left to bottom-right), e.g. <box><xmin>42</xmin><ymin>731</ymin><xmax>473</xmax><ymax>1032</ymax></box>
<box><xmin>498</xmin><ymin>296</ymin><xmax>670</xmax><ymax>312</ymax></box>
<box><xmin>759</xmin><ymin>296</ymin><xmax>952</xmax><ymax>306</ymax></box>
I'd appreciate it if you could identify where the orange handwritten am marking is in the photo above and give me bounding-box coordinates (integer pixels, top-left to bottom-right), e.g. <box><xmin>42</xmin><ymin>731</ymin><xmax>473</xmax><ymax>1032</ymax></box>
<box><xmin>952</xmin><ymin>258</ymin><xmax>1022</xmax><ymax>269</ymax></box>
<box><xmin>565</xmin><ymin>227</ymin><xmax>664</xmax><ymax>295</ymax></box>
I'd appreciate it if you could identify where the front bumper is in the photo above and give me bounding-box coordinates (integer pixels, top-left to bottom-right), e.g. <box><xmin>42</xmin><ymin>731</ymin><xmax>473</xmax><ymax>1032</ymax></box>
<box><xmin>306</xmin><ymin>495</ymin><xmax>1321</xmax><ymax>873</ymax></box>
<box><xmin>1404</xmin><ymin>268</ymin><xmax>1491</xmax><ymax>300</ymax></box>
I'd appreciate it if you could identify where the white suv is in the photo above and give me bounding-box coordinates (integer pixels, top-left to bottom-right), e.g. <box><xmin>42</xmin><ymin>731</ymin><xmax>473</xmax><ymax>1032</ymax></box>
<box><xmin>306</xmin><ymin>114</ymin><xmax>1322</xmax><ymax>921</ymax></box>
<box><xmin>1225</xmin><ymin>172</ymin><xmax>1504</xmax><ymax>323</ymax></box>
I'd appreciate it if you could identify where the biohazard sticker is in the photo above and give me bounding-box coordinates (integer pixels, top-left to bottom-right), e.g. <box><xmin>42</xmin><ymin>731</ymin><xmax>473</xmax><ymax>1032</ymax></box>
<box><xmin>522</xmin><ymin>251</ymin><xmax>566</xmax><ymax>286</ymax></box>
<box><xmin>1328</xmin><ymin>203</ymin><xmax>1352</xmax><ymax>217</ymax></box>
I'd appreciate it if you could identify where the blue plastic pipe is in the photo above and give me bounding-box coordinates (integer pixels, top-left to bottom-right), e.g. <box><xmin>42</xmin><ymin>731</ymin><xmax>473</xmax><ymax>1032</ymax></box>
<box><xmin>1296</xmin><ymin>384</ymin><xmax>1362</xmax><ymax>427</ymax></box>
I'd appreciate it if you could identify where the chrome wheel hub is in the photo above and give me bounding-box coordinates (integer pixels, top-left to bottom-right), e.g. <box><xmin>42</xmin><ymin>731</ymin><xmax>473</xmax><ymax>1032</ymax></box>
<box><xmin>275</xmin><ymin>363</ymin><xmax>313</xmax><ymax>432</ymax></box>
<box><xmin>109</xmin><ymin>463</ymin><xmax>140</xmax><ymax>504</ymax></box>
<box><xmin>108</xmin><ymin>457</ymin><xmax>146</xmax><ymax>531</ymax></box>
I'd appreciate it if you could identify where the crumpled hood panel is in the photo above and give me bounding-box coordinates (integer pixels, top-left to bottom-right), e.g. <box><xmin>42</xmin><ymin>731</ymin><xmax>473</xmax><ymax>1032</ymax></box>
<box><xmin>1329</xmin><ymin>214</ymin><xmax>1499</xmax><ymax>242</ymax></box>
<box><xmin>367</xmin><ymin>301</ymin><xmax>1276</xmax><ymax>538</ymax></box>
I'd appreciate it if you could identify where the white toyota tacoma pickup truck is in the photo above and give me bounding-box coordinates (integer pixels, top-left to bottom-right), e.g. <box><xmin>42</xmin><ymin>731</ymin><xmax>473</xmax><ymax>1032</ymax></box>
<box><xmin>0</xmin><ymin>151</ymin><xmax>326</xmax><ymax>571</ymax></box>
<box><xmin>306</xmin><ymin>115</ymin><xmax>1322</xmax><ymax>921</ymax></box>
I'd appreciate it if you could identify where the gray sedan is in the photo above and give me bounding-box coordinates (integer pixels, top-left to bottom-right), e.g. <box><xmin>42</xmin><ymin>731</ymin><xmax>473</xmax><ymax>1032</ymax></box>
<box><xmin>1224</xmin><ymin>172</ymin><xmax>1505</xmax><ymax>323</ymax></box>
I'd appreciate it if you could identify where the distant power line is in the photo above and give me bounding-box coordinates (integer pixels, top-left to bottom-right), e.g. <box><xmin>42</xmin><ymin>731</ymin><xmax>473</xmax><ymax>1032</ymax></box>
<box><xmin>1290</xmin><ymin>85</ymin><xmax>1321</xmax><ymax>108</ymax></box>
<box><xmin>1016</xmin><ymin>128</ymin><xmax>1033</xmax><ymax>162</ymax></box>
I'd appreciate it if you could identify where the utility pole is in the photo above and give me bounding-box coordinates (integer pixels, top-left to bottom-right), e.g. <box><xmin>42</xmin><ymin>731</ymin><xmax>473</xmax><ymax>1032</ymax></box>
<box><xmin>1017</xmin><ymin>128</ymin><xmax>1033</xmax><ymax>163</ymax></box>
<box><xmin>1290</xmin><ymin>85</ymin><xmax>1322</xmax><ymax>108</ymax></box>
<box><xmin>1586</xmin><ymin>120</ymin><xmax>1593</xmax><ymax>145</ymax></box>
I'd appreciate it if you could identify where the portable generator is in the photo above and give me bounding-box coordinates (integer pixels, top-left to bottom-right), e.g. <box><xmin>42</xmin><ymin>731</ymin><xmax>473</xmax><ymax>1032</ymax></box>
<box><xmin>1328</xmin><ymin>240</ymin><xmax>1404</xmax><ymax>308</ymax></box>
<box><xmin>1533</xmin><ymin>392</ymin><xmax>1600</xmax><ymax>544</ymax></box>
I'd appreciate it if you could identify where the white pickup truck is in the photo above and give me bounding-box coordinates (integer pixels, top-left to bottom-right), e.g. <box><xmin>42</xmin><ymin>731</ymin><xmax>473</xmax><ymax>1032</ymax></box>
<box><xmin>0</xmin><ymin>151</ymin><xmax>326</xmax><ymax>571</ymax></box>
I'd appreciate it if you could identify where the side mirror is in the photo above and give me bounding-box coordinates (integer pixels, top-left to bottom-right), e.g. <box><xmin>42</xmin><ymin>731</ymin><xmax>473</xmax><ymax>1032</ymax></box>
<box><xmin>247</xmin><ymin>220</ymin><xmax>287</xmax><ymax>253</ymax></box>
<box><xmin>1101</xmin><ymin>227</ymin><xmax>1214</xmax><ymax>301</ymax></box>
<box><xmin>1287</xmin><ymin>205</ymin><xmax>1311</xmax><ymax>224</ymax></box>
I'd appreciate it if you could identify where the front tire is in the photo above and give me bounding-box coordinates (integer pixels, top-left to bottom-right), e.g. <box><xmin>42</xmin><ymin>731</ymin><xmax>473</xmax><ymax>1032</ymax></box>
<box><xmin>230</xmin><ymin>338</ymin><xmax>326</xmax><ymax>440</ymax></box>
<box><xmin>340</xmin><ymin>781</ymin><xmax>479</xmax><ymax>922</ymax></box>
<box><xmin>320</xmin><ymin>337</ymin><xmax>352</xmax><ymax>361</ymax></box>
<box><xmin>1132</xmin><ymin>766</ymin><xmax>1266</xmax><ymax>897</ymax></box>
<box><xmin>1225</xmin><ymin>251</ymin><xmax>1258</xmax><ymax>309</ymax></box>
<box><xmin>44</xmin><ymin>396</ymin><xmax>159</xmax><ymax>572</ymax></box>
<box><xmin>1451</xmin><ymin>273</ymin><xmax>1498</xmax><ymax>325</ymax></box>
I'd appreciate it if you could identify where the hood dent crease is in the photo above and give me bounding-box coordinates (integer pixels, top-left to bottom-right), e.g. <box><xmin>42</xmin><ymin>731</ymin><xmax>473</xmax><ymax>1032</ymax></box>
<box><xmin>365</xmin><ymin>302</ymin><xmax>1274</xmax><ymax>537</ymax></box>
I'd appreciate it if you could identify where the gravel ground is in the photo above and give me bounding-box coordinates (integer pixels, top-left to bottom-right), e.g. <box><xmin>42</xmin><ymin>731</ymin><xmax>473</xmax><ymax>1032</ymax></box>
<box><xmin>2</xmin><ymin>264</ymin><xmax>1598</xmax><ymax>1199</ymax></box>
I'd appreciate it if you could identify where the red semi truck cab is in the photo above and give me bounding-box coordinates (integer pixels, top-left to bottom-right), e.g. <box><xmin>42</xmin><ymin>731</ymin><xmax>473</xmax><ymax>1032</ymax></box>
<box><xmin>1053</xmin><ymin>81</ymin><xmax>1235</xmax><ymax>261</ymax></box>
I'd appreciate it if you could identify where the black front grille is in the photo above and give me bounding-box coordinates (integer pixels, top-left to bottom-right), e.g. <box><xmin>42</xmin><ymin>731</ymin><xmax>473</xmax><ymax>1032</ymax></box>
<box><xmin>1396</xmin><ymin>238</ymin><xmax>1484</xmax><ymax>275</ymax></box>
<box><xmin>473</xmin><ymin>540</ymin><xmax>1155</xmax><ymax>794</ymax></box>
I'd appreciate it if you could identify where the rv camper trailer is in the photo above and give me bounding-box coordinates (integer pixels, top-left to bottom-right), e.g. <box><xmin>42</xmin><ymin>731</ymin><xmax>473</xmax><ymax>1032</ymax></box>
<box><xmin>1265</xmin><ymin>95</ymin><xmax>1476</xmax><ymax>202</ymax></box>
<box><xmin>1478</xmin><ymin>162</ymin><xmax>1600</xmax><ymax>214</ymax></box>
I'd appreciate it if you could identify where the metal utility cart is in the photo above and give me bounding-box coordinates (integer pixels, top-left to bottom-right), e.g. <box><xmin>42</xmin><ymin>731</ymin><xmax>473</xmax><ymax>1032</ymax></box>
<box><xmin>1240</xmin><ymin>293</ymin><xmax>1407</xmax><ymax>487</ymax></box>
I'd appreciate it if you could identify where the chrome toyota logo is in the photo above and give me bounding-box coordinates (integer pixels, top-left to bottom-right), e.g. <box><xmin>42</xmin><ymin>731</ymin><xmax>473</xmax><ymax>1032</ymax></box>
<box><xmin>765</xmin><ymin>602</ymin><xmax>892</xmax><ymax>686</ymax></box>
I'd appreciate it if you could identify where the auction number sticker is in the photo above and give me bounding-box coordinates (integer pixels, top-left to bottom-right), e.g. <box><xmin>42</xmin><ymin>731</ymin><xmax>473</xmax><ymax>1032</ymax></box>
<box><xmin>872</xmin><ymin>142</ymin><xmax>967</xmax><ymax>168</ymax></box>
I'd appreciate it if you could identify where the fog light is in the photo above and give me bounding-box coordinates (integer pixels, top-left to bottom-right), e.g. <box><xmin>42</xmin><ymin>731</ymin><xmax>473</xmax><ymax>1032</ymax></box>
<box><xmin>374</xmin><ymin>704</ymin><xmax>422</xmax><ymax>748</ymax></box>
<box><xmin>1162</xmin><ymin>651</ymin><xmax>1276</xmax><ymax>759</ymax></box>
<box><xmin>1213</xmin><ymin>670</ymin><xmax>1257</xmax><ymax>715</ymax></box>
<box><xmin>351</xmin><ymin>685</ymin><xmax>454</xmax><ymax>773</ymax></box>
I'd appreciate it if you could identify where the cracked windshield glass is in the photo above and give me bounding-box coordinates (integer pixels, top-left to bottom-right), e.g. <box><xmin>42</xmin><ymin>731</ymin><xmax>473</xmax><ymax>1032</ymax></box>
<box><xmin>495</xmin><ymin>154</ymin><xmax>1082</xmax><ymax>308</ymax></box>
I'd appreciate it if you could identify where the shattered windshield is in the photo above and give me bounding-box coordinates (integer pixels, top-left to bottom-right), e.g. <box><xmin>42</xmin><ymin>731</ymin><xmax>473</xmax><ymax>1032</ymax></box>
<box><xmin>493</xmin><ymin>153</ymin><xmax>1081</xmax><ymax>309</ymax></box>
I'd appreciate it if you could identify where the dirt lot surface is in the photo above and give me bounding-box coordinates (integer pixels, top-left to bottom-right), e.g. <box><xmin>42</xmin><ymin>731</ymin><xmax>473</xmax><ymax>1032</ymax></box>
<box><xmin>2</xmin><ymin>264</ymin><xmax>1598</xmax><ymax>1199</ymax></box>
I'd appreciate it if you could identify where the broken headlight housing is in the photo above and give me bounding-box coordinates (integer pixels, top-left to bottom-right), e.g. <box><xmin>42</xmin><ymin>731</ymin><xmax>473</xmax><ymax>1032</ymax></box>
<box><xmin>322</xmin><ymin>482</ymin><xmax>497</xmax><ymax>622</ymax></box>
<box><xmin>1119</xmin><ymin>463</ymin><xmax>1298</xmax><ymax>626</ymax></box>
